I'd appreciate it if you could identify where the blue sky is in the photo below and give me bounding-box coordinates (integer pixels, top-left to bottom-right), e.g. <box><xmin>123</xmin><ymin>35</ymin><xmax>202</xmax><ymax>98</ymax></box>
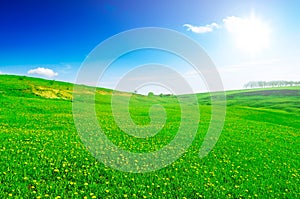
<box><xmin>1</xmin><ymin>0</ymin><xmax>299</xmax><ymax>93</ymax></box>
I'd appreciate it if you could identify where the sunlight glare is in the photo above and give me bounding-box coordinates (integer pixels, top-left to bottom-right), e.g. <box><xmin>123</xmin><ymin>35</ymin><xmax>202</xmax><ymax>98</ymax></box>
<box><xmin>225</xmin><ymin>14</ymin><xmax>271</xmax><ymax>54</ymax></box>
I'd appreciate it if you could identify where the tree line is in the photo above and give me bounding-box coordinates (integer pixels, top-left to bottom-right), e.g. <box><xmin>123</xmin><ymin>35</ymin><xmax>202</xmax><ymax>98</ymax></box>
<box><xmin>244</xmin><ymin>80</ymin><xmax>300</xmax><ymax>88</ymax></box>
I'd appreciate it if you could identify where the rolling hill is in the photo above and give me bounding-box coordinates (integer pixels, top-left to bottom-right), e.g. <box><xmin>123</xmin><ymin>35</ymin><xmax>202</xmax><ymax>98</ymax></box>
<box><xmin>0</xmin><ymin>75</ymin><xmax>299</xmax><ymax>198</ymax></box>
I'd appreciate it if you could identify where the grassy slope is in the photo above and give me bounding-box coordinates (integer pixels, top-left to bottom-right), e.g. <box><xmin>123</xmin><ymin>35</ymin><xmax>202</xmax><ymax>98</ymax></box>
<box><xmin>0</xmin><ymin>75</ymin><xmax>299</xmax><ymax>198</ymax></box>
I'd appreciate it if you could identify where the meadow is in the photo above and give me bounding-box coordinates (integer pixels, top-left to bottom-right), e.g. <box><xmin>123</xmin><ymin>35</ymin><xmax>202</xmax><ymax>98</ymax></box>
<box><xmin>0</xmin><ymin>75</ymin><xmax>299</xmax><ymax>198</ymax></box>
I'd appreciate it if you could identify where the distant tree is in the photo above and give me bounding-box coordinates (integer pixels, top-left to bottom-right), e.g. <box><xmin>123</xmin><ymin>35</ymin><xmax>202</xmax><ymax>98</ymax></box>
<box><xmin>148</xmin><ymin>92</ymin><xmax>154</xmax><ymax>97</ymax></box>
<box><xmin>287</xmin><ymin>81</ymin><xmax>294</xmax><ymax>86</ymax></box>
<box><xmin>270</xmin><ymin>81</ymin><xmax>277</xmax><ymax>87</ymax></box>
<box><xmin>258</xmin><ymin>81</ymin><xmax>264</xmax><ymax>88</ymax></box>
<box><xmin>244</xmin><ymin>80</ymin><xmax>300</xmax><ymax>88</ymax></box>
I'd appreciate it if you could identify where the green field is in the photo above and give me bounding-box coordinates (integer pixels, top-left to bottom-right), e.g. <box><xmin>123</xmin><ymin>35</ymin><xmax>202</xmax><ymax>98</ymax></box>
<box><xmin>0</xmin><ymin>75</ymin><xmax>299</xmax><ymax>198</ymax></box>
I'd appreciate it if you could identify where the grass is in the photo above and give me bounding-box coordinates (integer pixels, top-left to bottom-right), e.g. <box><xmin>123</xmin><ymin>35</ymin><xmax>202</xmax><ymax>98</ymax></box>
<box><xmin>0</xmin><ymin>74</ymin><xmax>299</xmax><ymax>198</ymax></box>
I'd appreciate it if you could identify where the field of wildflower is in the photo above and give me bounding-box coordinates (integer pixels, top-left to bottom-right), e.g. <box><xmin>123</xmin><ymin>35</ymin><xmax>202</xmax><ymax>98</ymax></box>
<box><xmin>0</xmin><ymin>75</ymin><xmax>299</xmax><ymax>198</ymax></box>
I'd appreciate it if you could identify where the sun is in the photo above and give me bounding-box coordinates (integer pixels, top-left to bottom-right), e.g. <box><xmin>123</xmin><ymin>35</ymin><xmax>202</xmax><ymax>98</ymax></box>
<box><xmin>224</xmin><ymin>14</ymin><xmax>271</xmax><ymax>54</ymax></box>
<box><xmin>236</xmin><ymin>15</ymin><xmax>271</xmax><ymax>54</ymax></box>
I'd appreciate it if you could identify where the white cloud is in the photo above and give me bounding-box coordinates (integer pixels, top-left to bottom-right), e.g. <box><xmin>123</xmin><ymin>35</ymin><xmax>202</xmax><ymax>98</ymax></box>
<box><xmin>183</xmin><ymin>22</ymin><xmax>220</xmax><ymax>34</ymax></box>
<box><xmin>27</xmin><ymin>67</ymin><xmax>58</xmax><ymax>78</ymax></box>
<box><xmin>222</xmin><ymin>16</ymin><xmax>245</xmax><ymax>33</ymax></box>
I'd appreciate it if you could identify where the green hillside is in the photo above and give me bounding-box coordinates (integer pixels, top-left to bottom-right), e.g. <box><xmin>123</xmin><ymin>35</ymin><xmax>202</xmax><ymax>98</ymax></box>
<box><xmin>0</xmin><ymin>75</ymin><xmax>299</xmax><ymax>198</ymax></box>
